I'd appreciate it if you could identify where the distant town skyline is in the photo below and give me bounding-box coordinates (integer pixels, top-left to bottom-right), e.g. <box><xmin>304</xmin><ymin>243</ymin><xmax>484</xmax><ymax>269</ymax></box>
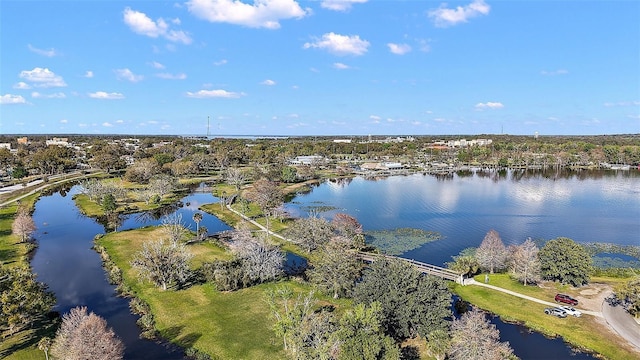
<box><xmin>1</xmin><ymin>0</ymin><xmax>639</xmax><ymax>136</ymax></box>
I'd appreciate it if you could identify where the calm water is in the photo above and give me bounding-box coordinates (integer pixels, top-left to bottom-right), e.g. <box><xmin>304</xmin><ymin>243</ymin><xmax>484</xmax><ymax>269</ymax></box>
<box><xmin>285</xmin><ymin>169</ymin><xmax>640</xmax><ymax>360</ymax></box>
<box><xmin>27</xmin><ymin>170</ymin><xmax>639</xmax><ymax>359</ymax></box>
<box><xmin>286</xmin><ymin>169</ymin><xmax>640</xmax><ymax>267</ymax></box>
<box><xmin>30</xmin><ymin>186</ymin><xmax>231</xmax><ymax>359</ymax></box>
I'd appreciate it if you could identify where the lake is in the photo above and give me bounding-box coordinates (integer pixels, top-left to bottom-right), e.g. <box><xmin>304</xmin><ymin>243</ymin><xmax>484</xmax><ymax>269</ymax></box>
<box><xmin>285</xmin><ymin>169</ymin><xmax>640</xmax><ymax>266</ymax></box>
<box><xmin>27</xmin><ymin>169</ymin><xmax>639</xmax><ymax>359</ymax></box>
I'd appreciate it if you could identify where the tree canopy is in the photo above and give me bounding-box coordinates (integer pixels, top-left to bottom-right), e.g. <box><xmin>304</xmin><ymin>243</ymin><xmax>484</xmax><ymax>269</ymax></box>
<box><xmin>538</xmin><ymin>237</ymin><xmax>592</xmax><ymax>286</ymax></box>
<box><xmin>353</xmin><ymin>258</ymin><xmax>451</xmax><ymax>341</ymax></box>
<box><xmin>0</xmin><ymin>265</ymin><xmax>56</xmax><ymax>335</ymax></box>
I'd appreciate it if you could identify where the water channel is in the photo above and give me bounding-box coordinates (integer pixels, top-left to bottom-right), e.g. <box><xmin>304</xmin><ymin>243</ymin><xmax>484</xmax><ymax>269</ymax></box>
<box><xmin>27</xmin><ymin>169</ymin><xmax>639</xmax><ymax>359</ymax></box>
<box><xmin>30</xmin><ymin>186</ymin><xmax>231</xmax><ymax>359</ymax></box>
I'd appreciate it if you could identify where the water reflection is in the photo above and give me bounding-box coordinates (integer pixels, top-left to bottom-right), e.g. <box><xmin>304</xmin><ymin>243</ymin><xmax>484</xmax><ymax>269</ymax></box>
<box><xmin>286</xmin><ymin>169</ymin><xmax>640</xmax><ymax>360</ymax></box>
<box><xmin>30</xmin><ymin>185</ymin><xmax>232</xmax><ymax>359</ymax></box>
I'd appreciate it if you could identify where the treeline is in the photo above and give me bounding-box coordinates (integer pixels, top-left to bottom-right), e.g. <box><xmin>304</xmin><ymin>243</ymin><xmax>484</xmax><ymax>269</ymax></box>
<box><xmin>1</xmin><ymin>134</ymin><xmax>640</xmax><ymax>182</ymax></box>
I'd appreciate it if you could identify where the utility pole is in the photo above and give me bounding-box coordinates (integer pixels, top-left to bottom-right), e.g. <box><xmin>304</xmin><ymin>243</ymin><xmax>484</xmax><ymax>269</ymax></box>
<box><xmin>207</xmin><ymin>116</ymin><xmax>210</xmax><ymax>137</ymax></box>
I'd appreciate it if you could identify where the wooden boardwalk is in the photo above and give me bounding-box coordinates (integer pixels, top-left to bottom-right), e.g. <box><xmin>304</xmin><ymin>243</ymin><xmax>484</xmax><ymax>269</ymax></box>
<box><xmin>356</xmin><ymin>252</ymin><xmax>466</xmax><ymax>284</ymax></box>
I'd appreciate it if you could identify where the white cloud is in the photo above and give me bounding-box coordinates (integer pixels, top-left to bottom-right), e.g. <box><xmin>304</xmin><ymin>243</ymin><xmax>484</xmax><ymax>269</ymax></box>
<box><xmin>541</xmin><ymin>69</ymin><xmax>568</xmax><ymax>76</ymax></box>
<box><xmin>387</xmin><ymin>43</ymin><xmax>411</xmax><ymax>55</ymax></box>
<box><xmin>303</xmin><ymin>32</ymin><xmax>370</xmax><ymax>56</ymax></box>
<box><xmin>156</xmin><ymin>72</ymin><xmax>187</xmax><ymax>80</ymax></box>
<box><xmin>475</xmin><ymin>101</ymin><xmax>504</xmax><ymax>110</ymax></box>
<box><xmin>123</xmin><ymin>7</ymin><xmax>192</xmax><ymax>44</ymax></box>
<box><xmin>321</xmin><ymin>0</ymin><xmax>367</xmax><ymax>11</ymax></box>
<box><xmin>429</xmin><ymin>0</ymin><xmax>490</xmax><ymax>28</ymax></box>
<box><xmin>261</xmin><ymin>79</ymin><xmax>276</xmax><ymax>85</ymax></box>
<box><xmin>0</xmin><ymin>94</ymin><xmax>27</xmax><ymax>104</ymax></box>
<box><xmin>186</xmin><ymin>0</ymin><xmax>310</xmax><ymax>29</ymax></box>
<box><xmin>333</xmin><ymin>62</ymin><xmax>350</xmax><ymax>70</ymax></box>
<box><xmin>28</xmin><ymin>44</ymin><xmax>58</xmax><ymax>57</ymax></box>
<box><xmin>89</xmin><ymin>91</ymin><xmax>125</xmax><ymax>99</ymax></box>
<box><xmin>19</xmin><ymin>67</ymin><xmax>67</xmax><ymax>88</ymax></box>
<box><xmin>150</xmin><ymin>61</ymin><xmax>165</xmax><ymax>69</ymax></box>
<box><xmin>31</xmin><ymin>92</ymin><xmax>66</xmax><ymax>99</ymax></box>
<box><xmin>213</xmin><ymin>59</ymin><xmax>228</xmax><ymax>66</ymax></box>
<box><xmin>13</xmin><ymin>82</ymin><xmax>31</xmax><ymax>89</ymax></box>
<box><xmin>84</xmin><ymin>70</ymin><xmax>94</xmax><ymax>78</ymax></box>
<box><xmin>115</xmin><ymin>68</ymin><xmax>143</xmax><ymax>82</ymax></box>
<box><xmin>60</xmin><ymin>119</ymin><xmax>68</xmax><ymax>123</ymax></box>
<box><xmin>102</xmin><ymin>122</ymin><xmax>113</xmax><ymax>127</ymax></box>
<box><xmin>186</xmin><ymin>89</ymin><xmax>245</xmax><ymax>98</ymax></box>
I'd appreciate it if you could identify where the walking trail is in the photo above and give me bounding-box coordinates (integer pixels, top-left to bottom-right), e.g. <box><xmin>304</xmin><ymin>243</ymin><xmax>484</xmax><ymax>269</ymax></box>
<box><xmin>467</xmin><ymin>278</ymin><xmax>640</xmax><ymax>352</ymax></box>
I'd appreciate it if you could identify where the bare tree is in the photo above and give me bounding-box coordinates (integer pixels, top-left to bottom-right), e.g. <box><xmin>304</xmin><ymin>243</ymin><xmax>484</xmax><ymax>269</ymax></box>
<box><xmin>12</xmin><ymin>208</ymin><xmax>36</xmax><ymax>243</ymax></box>
<box><xmin>148</xmin><ymin>174</ymin><xmax>178</xmax><ymax>197</ymax></box>
<box><xmin>234</xmin><ymin>238</ymin><xmax>285</xmax><ymax>283</ymax></box>
<box><xmin>284</xmin><ymin>216</ymin><xmax>333</xmax><ymax>253</ymax></box>
<box><xmin>449</xmin><ymin>308</ymin><xmax>513</xmax><ymax>360</ymax></box>
<box><xmin>476</xmin><ymin>229</ymin><xmax>508</xmax><ymax>274</ymax></box>
<box><xmin>509</xmin><ymin>238</ymin><xmax>541</xmax><ymax>286</ymax></box>
<box><xmin>131</xmin><ymin>238</ymin><xmax>193</xmax><ymax>290</ymax></box>
<box><xmin>51</xmin><ymin>306</ymin><xmax>124</xmax><ymax>360</ymax></box>
<box><xmin>225</xmin><ymin>167</ymin><xmax>247</xmax><ymax>191</ymax></box>
<box><xmin>244</xmin><ymin>178</ymin><xmax>283</xmax><ymax>235</ymax></box>
<box><xmin>161</xmin><ymin>213</ymin><xmax>187</xmax><ymax>245</ymax></box>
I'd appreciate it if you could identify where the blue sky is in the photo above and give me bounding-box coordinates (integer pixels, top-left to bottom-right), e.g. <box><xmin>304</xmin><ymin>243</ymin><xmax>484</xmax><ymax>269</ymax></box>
<box><xmin>1</xmin><ymin>0</ymin><xmax>638</xmax><ymax>136</ymax></box>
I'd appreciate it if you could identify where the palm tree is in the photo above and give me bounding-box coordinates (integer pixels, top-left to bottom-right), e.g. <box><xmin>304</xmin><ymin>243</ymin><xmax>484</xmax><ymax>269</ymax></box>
<box><xmin>193</xmin><ymin>212</ymin><xmax>203</xmax><ymax>238</ymax></box>
<box><xmin>38</xmin><ymin>337</ymin><xmax>52</xmax><ymax>360</ymax></box>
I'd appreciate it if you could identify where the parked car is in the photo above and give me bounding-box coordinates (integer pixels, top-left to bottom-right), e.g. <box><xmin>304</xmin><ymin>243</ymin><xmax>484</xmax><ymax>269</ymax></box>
<box><xmin>544</xmin><ymin>307</ymin><xmax>567</xmax><ymax>318</ymax></box>
<box><xmin>555</xmin><ymin>293</ymin><xmax>578</xmax><ymax>305</ymax></box>
<box><xmin>558</xmin><ymin>305</ymin><xmax>582</xmax><ymax>317</ymax></box>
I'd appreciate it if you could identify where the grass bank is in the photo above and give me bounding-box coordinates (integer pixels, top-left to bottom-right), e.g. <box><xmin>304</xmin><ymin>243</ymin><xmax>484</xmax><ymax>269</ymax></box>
<box><xmin>96</xmin><ymin>227</ymin><xmax>349</xmax><ymax>359</ymax></box>
<box><xmin>452</xmin><ymin>274</ymin><xmax>639</xmax><ymax>359</ymax></box>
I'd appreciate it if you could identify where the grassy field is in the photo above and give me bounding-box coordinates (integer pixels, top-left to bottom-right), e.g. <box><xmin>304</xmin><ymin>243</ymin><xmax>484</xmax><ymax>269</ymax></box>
<box><xmin>96</xmin><ymin>227</ymin><xmax>353</xmax><ymax>359</ymax></box>
<box><xmin>453</xmin><ymin>273</ymin><xmax>639</xmax><ymax>360</ymax></box>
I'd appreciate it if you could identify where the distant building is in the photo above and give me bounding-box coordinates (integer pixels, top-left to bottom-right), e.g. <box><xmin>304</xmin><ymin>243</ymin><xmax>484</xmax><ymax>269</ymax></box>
<box><xmin>0</xmin><ymin>143</ymin><xmax>10</xmax><ymax>150</ymax></box>
<box><xmin>360</xmin><ymin>162</ymin><xmax>404</xmax><ymax>170</ymax></box>
<box><xmin>333</xmin><ymin>139</ymin><xmax>352</xmax><ymax>143</ymax></box>
<box><xmin>46</xmin><ymin>137</ymin><xmax>70</xmax><ymax>147</ymax></box>
<box><xmin>290</xmin><ymin>155</ymin><xmax>325</xmax><ymax>165</ymax></box>
<box><xmin>17</xmin><ymin>137</ymin><xmax>28</xmax><ymax>145</ymax></box>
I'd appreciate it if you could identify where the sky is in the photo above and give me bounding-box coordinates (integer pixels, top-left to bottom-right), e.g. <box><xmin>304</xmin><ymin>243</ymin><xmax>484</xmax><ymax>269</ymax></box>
<box><xmin>1</xmin><ymin>0</ymin><xmax>639</xmax><ymax>136</ymax></box>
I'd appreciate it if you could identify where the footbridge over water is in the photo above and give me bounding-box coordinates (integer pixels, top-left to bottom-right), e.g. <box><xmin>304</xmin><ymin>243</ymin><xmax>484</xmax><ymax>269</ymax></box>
<box><xmin>356</xmin><ymin>252</ymin><xmax>466</xmax><ymax>285</ymax></box>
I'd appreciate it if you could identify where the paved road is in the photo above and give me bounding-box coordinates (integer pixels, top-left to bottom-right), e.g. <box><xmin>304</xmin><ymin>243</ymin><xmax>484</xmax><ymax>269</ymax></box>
<box><xmin>0</xmin><ymin>171</ymin><xmax>98</xmax><ymax>207</ymax></box>
<box><xmin>602</xmin><ymin>298</ymin><xmax>640</xmax><ymax>350</ymax></box>
<box><xmin>468</xmin><ymin>279</ymin><xmax>640</xmax><ymax>351</ymax></box>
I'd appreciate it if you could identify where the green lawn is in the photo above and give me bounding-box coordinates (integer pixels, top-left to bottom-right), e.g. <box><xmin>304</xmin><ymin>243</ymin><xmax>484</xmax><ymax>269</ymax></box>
<box><xmin>453</xmin><ymin>274</ymin><xmax>639</xmax><ymax>359</ymax></box>
<box><xmin>96</xmin><ymin>227</ymin><xmax>346</xmax><ymax>359</ymax></box>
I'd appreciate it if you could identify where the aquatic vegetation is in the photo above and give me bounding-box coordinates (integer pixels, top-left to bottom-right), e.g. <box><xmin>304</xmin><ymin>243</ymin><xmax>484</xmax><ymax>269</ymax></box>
<box><xmin>365</xmin><ymin>228</ymin><xmax>442</xmax><ymax>255</ymax></box>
